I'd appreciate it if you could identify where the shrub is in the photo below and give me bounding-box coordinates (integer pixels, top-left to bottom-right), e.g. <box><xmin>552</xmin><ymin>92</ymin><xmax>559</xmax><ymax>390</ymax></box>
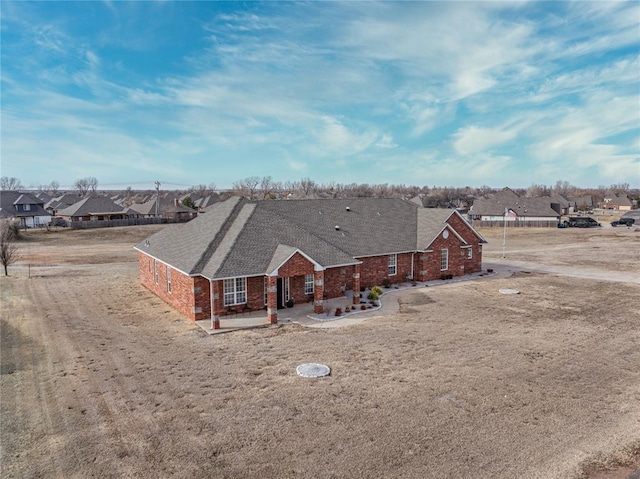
<box><xmin>382</xmin><ymin>278</ymin><xmax>391</xmax><ymax>288</ymax></box>
<box><xmin>335</xmin><ymin>307</ymin><xmax>342</xmax><ymax>316</ymax></box>
<box><xmin>345</xmin><ymin>305</ymin><xmax>351</xmax><ymax>313</ymax></box>
<box><xmin>361</xmin><ymin>304</ymin><xmax>366</xmax><ymax>310</ymax></box>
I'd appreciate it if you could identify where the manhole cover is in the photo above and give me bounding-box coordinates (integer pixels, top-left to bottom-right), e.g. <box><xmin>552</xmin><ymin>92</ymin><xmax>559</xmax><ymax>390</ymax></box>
<box><xmin>296</xmin><ymin>363</ymin><xmax>331</xmax><ymax>378</ymax></box>
<box><xmin>499</xmin><ymin>288</ymin><xmax>520</xmax><ymax>295</ymax></box>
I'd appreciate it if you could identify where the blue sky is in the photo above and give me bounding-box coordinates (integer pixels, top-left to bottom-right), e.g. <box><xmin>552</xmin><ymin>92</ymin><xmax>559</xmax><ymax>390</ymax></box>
<box><xmin>2</xmin><ymin>1</ymin><xmax>639</xmax><ymax>190</ymax></box>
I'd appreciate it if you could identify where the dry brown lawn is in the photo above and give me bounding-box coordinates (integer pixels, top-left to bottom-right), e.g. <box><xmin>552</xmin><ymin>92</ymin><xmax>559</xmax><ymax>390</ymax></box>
<box><xmin>1</xmin><ymin>224</ymin><xmax>639</xmax><ymax>478</ymax></box>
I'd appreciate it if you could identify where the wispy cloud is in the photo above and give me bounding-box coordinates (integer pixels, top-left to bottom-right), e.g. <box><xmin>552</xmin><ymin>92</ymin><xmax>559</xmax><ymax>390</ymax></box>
<box><xmin>1</xmin><ymin>1</ymin><xmax>638</xmax><ymax>188</ymax></box>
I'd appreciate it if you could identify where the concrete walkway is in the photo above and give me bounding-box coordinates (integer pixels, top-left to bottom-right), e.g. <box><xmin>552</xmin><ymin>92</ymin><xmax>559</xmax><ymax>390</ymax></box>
<box><xmin>195</xmin><ymin>269</ymin><xmax>500</xmax><ymax>335</ymax></box>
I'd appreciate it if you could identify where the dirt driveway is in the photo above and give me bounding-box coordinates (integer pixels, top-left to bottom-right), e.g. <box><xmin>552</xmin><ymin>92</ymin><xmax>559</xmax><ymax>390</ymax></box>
<box><xmin>1</xmin><ymin>225</ymin><xmax>639</xmax><ymax>478</ymax></box>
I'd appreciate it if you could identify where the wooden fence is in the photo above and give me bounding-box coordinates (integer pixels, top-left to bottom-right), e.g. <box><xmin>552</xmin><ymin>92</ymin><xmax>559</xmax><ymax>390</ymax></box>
<box><xmin>68</xmin><ymin>217</ymin><xmax>191</xmax><ymax>229</ymax></box>
<box><xmin>472</xmin><ymin>220</ymin><xmax>559</xmax><ymax>228</ymax></box>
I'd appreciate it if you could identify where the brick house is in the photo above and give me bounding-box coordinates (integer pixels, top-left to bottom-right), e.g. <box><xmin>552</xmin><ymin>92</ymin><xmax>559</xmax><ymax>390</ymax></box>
<box><xmin>135</xmin><ymin>196</ymin><xmax>486</xmax><ymax>327</ymax></box>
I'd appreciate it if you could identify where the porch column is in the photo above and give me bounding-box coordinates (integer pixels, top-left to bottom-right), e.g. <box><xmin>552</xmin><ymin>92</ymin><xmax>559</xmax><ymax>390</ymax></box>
<box><xmin>313</xmin><ymin>270</ymin><xmax>325</xmax><ymax>314</ymax></box>
<box><xmin>352</xmin><ymin>265</ymin><xmax>361</xmax><ymax>305</ymax></box>
<box><xmin>267</xmin><ymin>276</ymin><xmax>278</xmax><ymax>324</ymax></box>
<box><xmin>210</xmin><ymin>279</ymin><xmax>220</xmax><ymax>330</ymax></box>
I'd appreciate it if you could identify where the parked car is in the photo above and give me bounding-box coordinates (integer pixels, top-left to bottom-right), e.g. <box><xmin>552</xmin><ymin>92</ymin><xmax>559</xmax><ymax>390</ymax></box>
<box><xmin>611</xmin><ymin>217</ymin><xmax>635</xmax><ymax>227</ymax></box>
<box><xmin>557</xmin><ymin>221</ymin><xmax>569</xmax><ymax>228</ymax></box>
<box><xmin>567</xmin><ymin>217</ymin><xmax>601</xmax><ymax>228</ymax></box>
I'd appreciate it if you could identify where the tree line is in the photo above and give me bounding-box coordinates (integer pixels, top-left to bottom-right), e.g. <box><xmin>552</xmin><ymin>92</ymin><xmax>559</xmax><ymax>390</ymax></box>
<box><xmin>0</xmin><ymin>175</ymin><xmax>635</xmax><ymax>205</ymax></box>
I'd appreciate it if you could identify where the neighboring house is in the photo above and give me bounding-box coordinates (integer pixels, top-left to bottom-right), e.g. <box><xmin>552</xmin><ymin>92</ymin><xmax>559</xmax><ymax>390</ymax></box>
<box><xmin>601</xmin><ymin>193</ymin><xmax>633</xmax><ymax>211</ymax></box>
<box><xmin>56</xmin><ymin>195</ymin><xmax>126</xmax><ymax>222</ymax></box>
<box><xmin>45</xmin><ymin>193</ymin><xmax>84</xmax><ymax>216</ymax></box>
<box><xmin>193</xmin><ymin>194</ymin><xmax>219</xmax><ymax>211</ymax></box>
<box><xmin>0</xmin><ymin>191</ymin><xmax>51</xmax><ymax>228</ymax></box>
<box><xmin>469</xmin><ymin>188</ymin><xmax>560</xmax><ymax>226</ymax></box>
<box><xmin>135</xmin><ymin>196</ymin><xmax>487</xmax><ymax>326</ymax></box>
<box><xmin>128</xmin><ymin>197</ymin><xmax>197</xmax><ymax>220</ymax></box>
<box><xmin>566</xmin><ymin>195</ymin><xmax>594</xmax><ymax>213</ymax></box>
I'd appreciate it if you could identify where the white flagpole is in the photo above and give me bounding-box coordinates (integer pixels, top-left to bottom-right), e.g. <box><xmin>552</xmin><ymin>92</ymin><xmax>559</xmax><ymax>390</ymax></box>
<box><xmin>502</xmin><ymin>208</ymin><xmax>507</xmax><ymax>258</ymax></box>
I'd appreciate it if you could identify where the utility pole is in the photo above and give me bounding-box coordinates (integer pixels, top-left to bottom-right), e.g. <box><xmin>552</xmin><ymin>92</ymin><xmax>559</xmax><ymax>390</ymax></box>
<box><xmin>155</xmin><ymin>181</ymin><xmax>161</xmax><ymax>218</ymax></box>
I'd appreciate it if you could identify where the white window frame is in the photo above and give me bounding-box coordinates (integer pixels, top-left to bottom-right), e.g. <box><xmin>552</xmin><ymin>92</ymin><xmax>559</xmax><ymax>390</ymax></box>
<box><xmin>167</xmin><ymin>266</ymin><xmax>172</xmax><ymax>293</ymax></box>
<box><xmin>224</xmin><ymin>277</ymin><xmax>247</xmax><ymax>306</ymax></box>
<box><xmin>154</xmin><ymin>259</ymin><xmax>159</xmax><ymax>284</ymax></box>
<box><xmin>467</xmin><ymin>248</ymin><xmax>473</xmax><ymax>259</ymax></box>
<box><xmin>305</xmin><ymin>274</ymin><xmax>314</xmax><ymax>295</ymax></box>
<box><xmin>388</xmin><ymin>254</ymin><xmax>397</xmax><ymax>276</ymax></box>
<box><xmin>440</xmin><ymin>249</ymin><xmax>448</xmax><ymax>271</ymax></box>
<box><xmin>284</xmin><ymin>277</ymin><xmax>290</xmax><ymax>302</ymax></box>
<box><xmin>264</xmin><ymin>277</ymin><xmax>268</xmax><ymax>306</ymax></box>
<box><xmin>24</xmin><ymin>203</ymin><xmax>31</xmax><ymax>211</ymax></box>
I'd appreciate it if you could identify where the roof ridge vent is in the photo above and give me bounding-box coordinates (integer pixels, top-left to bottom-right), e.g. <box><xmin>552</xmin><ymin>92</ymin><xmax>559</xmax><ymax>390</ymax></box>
<box><xmin>335</xmin><ymin>225</ymin><xmax>340</xmax><ymax>230</ymax></box>
<box><xmin>346</xmin><ymin>206</ymin><xmax>351</xmax><ymax>211</ymax></box>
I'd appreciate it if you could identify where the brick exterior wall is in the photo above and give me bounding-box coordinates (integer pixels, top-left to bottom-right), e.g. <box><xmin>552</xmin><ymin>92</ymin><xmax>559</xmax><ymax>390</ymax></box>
<box><xmin>415</xmin><ymin>224</ymin><xmax>483</xmax><ymax>281</ymax></box>
<box><xmin>138</xmin><ymin>252</ymin><xmax>210</xmax><ymax>321</ymax></box>
<box><xmin>357</xmin><ymin>252</ymin><xmax>413</xmax><ymax>289</ymax></box>
<box><xmin>138</xmin><ymin>213</ymin><xmax>484</xmax><ymax>322</ymax></box>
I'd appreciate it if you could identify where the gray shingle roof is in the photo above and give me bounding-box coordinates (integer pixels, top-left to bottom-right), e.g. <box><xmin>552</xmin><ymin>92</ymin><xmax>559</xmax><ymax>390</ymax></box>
<box><xmin>470</xmin><ymin>189</ymin><xmax>559</xmax><ymax>217</ymax></box>
<box><xmin>57</xmin><ymin>195</ymin><xmax>124</xmax><ymax>217</ymax></box>
<box><xmin>0</xmin><ymin>191</ymin><xmax>48</xmax><ymax>218</ymax></box>
<box><xmin>417</xmin><ymin>208</ymin><xmax>457</xmax><ymax>248</ymax></box>
<box><xmin>129</xmin><ymin>197</ymin><xmax>196</xmax><ymax>215</ymax></box>
<box><xmin>136</xmin><ymin>196</ymin><xmax>485</xmax><ymax>280</ymax></box>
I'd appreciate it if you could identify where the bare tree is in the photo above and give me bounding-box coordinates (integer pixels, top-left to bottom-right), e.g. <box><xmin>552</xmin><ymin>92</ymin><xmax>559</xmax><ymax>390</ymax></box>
<box><xmin>49</xmin><ymin>181</ymin><xmax>60</xmax><ymax>196</ymax></box>
<box><xmin>0</xmin><ymin>177</ymin><xmax>23</xmax><ymax>191</ymax></box>
<box><xmin>0</xmin><ymin>220</ymin><xmax>19</xmax><ymax>276</ymax></box>
<box><xmin>259</xmin><ymin>176</ymin><xmax>279</xmax><ymax>200</ymax></box>
<box><xmin>232</xmin><ymin>176</ymin><xmax>260</xmax><ymax>200</ymax></box>
<box><xmin>88</xmin><ymin>177</ymin><xmax>98</xmax><ymax>192</ymax></box>
<box><xmin>553</xmin><ymin>180</ymin><xmax>573</xmax><ymax>196</ymax></box>
<box><xmin>74</xmin><ymin>178</ymin><xmax>91</xmax><ymax>195</ymax></box>
<box><xmin>298</xmin><ymin>177</ymin><xmax>317</xmax><ymax>197</ymax></box>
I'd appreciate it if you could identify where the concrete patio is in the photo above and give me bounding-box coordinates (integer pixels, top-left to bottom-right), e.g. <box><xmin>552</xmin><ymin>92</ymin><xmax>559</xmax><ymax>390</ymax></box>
<box><xmin>195</xmin><ymin>267</ymin><xmax>501</xmax><ymax>335</ymax></box>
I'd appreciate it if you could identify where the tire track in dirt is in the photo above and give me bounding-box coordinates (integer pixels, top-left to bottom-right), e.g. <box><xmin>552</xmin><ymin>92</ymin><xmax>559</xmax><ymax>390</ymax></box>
<box><xmin>26</xmin><ymin>263</ymin><xmax>167</xmax><ymax>478</ymax></box>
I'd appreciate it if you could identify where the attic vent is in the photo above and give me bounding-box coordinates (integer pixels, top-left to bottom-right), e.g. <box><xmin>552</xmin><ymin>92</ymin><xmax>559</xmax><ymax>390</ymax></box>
<box><xmin>144</xmin><ymin>240</ymin><xmax>150</xmax><ymax>247</ymax></box>
<box><xmin>346</xmin><ymin>206</ymin><xmax>351</xmax><ymax>211</ymax></box>
<box><xmin>341</xmin><ymin>232</ymin><xmax>346</xmax><ymax>236</ymax></box>
<box><xmin>319</xmin><ymin>210</ymin><xmax>323</xmax><ymax>215</ymax></box>
<box><xmin>377</xmin><ymin>212</ymin><xmax>381</xmax><ymax>216</ymax></box>
<box><xmin>335</xmin><ymin>225</ymin><xmax>340</xmax><ymax>230</ymax></box>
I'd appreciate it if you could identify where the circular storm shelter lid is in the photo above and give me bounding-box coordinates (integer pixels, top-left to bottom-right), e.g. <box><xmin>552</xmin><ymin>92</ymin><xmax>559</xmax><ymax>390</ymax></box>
<box><xmin>296</xmin><ymin>363</ymin><xmax>331</xmax><ymax>378</ymax></box>
<box><xmin>499</xmin><ymin>288</ymin><xmax>520</xmax><ymax>295</ymax></box>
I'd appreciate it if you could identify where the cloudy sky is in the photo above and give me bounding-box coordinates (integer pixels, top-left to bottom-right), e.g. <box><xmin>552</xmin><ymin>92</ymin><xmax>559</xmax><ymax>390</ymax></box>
<box><xmin>2</xmin><ymin>1</ymin><xmax>638</xmax><ymax>190</ymax></box>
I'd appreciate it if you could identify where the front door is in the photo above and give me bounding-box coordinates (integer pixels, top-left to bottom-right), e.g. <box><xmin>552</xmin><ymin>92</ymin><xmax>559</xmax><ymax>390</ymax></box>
<box><xmin>277</xmin><ymin>278</ymin><xmax>284</xmax><ymax>309</ymax></box>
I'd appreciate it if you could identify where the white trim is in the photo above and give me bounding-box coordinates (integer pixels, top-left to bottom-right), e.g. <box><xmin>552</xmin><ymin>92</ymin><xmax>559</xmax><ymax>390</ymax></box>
<box><xmin>356</xmin><ymin>249</ymin><xmax>416</xmax><ymax>259</ymax></box>
<box><xmin>388</xmin><ymin>253</ymin><xmax>397</xmax><ymax>276</ymax></box>
<box><xmin>223</xmin><ymin>277</ymin><xmax>247</xmax><ymax>306</ymax></box>
<box><xmin>133</xmin><ymin>249</ymin><xmax>193</xmax><ymax>277</ymax></box>
<box><xmin>440</xmin><ymin>249</ymin><xmax>449</xmax><ymax>271</ymax></box>
<box><xmin>267</xmin><ymin>248</ymin><xmax>324</xmax><ymax>276</ymax></box>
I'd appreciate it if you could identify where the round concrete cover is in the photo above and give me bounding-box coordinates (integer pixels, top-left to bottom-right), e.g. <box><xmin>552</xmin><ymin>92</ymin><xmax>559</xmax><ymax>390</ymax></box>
<box><xmin>296</xmin><ymin>363</ymin><xmax>331</xmax><ymax>378</ymax></box>
<box><xmin>499</xmin><ymin>288</ymin><xmax>520</xmax><ymax>295</ymax></box>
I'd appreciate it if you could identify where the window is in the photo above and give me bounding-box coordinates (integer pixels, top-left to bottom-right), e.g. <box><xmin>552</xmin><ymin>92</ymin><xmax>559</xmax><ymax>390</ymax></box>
<box><xmin>305</xmin><ymin>274</ymin><xmax>314</xmax><ymax>295</ymax></box>
<box><xmin>388</xmin><ymin>254</ymin><xmax>397</xmax><ymax>276</ymax></box>
<box><xmin>440</xmin><ymin>249</ymin><xmax>448</xmax><ymax>271</ymax></box>
<box><xmin>167</xmin><ymin>266</ymin><xmax>172</xmax><ymax>293</ymax></box>
<box><xmin>24</xmin><ymin>204</ymin><xmax>31</xmax><ymax>211</ymax></box>
<box><xmin>467</xmin><ymin>248</ymin><xmax>473</xmax><ymax>259</ymax></box>
<box><xmin>154</xmin><ymin>260</ymin><xmax>159</xmax><ymax>284</ymax></box>
<box><xmin>224</xmin><ymin>277</ymin><xmax>247</xmax><ymax>306</ymax></box>
<box><xmin>264</xmin><ymin>277</ymin><xmax>268</xmax><ymax>306</ymax></box>
<box><xmin>284</xmin><ymin>277</ymin><xmax>290</xmax><ymax>302</ymax></box>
